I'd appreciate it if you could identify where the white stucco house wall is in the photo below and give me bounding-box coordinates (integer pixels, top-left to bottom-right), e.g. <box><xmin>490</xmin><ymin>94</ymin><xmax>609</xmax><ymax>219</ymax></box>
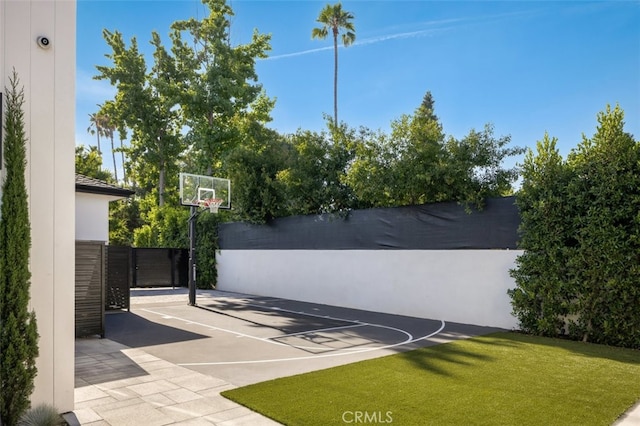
<box><xmin>1</xmin><ymin>0</ymin><xmax>76</xmax><ymax>413</ymax></box>
<box><xmin>75</xmin><ymin>174</ymin><xmax>134</xmax><ymax>242</ymax></box>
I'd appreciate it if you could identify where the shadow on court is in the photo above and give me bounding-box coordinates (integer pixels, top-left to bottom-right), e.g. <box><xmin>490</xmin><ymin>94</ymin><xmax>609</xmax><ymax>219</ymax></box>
<box><xmin>106</xmin><ymin>310</ymin><xmax>209</xmax><ymax>348</ymax></box>
<box><xmin>103</xmin><ymin>289</ymin><xmax>505</xmax><ymax>387</ymax></box>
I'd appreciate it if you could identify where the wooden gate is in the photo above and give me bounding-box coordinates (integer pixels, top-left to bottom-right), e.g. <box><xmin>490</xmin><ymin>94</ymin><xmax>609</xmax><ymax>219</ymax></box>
<box><xmin>106</xmin><ymin>246</ymin><xmax>131</xmax><ymax>311</ymax></box>
<box><xmin>75</xmin><ymin>241</ymin><xmax>105</xmax><ymax>338</ymax></box>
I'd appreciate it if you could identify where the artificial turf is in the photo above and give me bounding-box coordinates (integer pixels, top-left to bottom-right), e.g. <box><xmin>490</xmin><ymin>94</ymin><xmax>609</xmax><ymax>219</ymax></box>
<box><xmin>221</xmin><ymin>332</ymin><xmax>640</xmax><ymax>425</ymax></box>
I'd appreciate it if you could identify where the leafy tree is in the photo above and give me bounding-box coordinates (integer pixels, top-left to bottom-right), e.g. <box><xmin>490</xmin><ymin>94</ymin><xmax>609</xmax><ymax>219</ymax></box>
<box><xmin>445</xmin><ymin>124</ymin><xmax>523</xmax><ymax>208</ymax></box>
<box><xmin>109</xmin><ymin>197</ymin><xmax>142</xmax><ymax>246</ymax></box>
<box><xmin>195</xmin><ymin>212</ymin><xmax>222</xmax><ymax>288</ymax></box>
<box><xmin>278</xmin><ymin>122</ymin><xmax>356</xmax><ymax>216</ymax></box>
<box><xmin>170</xmin><ymin>0</ymin><xmax>272</xmax><ymax>174</ymax></box>
<box><xmin>224</xmin><ymin>127</ymin><xmax>292</xmax><ymax>223</ymax></box>
<box><xmin>344</xmin><ymin>92</ymin><xmax>523</xmax><ymax>208</ymax></box>
<box><xmin>95</xmin><ymin>29</ymin><xmax>184</xmax><ymax>207</ymax></box>
<box><xmin>76</xmin><ymin>145</ymin><xmax>139</xmax><ymax>245</ymax></box>
<box><xmin>312</xmin><ymin>2</ymin><xmax>356</xmax><ymax>124</ymax></box>
<box><xmin>340</xmin><ymin>126</ymin><xmax>391</xmax><ymax>207</ymax></box>
<box><xmin>508</xmin><ymin>134</ymin><xmax>575</xmax><ymax>335</ymax></box>
<box><xmin>75</xmin><ymin>145</ymin><xmax>114</xmax><ymax>182</ymax></box>
<box><xmin>95</xmin><ymin>0</ymin><xmax>271</xmax><ymax>210</ymax></box>
<box><xmin>564</xmin><ymin>104</ymin><xmax>640</xmax><ymax>346</ymax></box>
<box><xmin>0</xmin><ymin>70</ymin><xmax>39</xmax><ymax>426</ymax></box>
<box><xmin>509</xmin><ymin>104</ymin><xmax>640</xmax><ymax>348</ymax></box>
<box><xmin>133</xmin><ymin>205</ymin><xmax>190</xmax><ymax>248</ymax></box>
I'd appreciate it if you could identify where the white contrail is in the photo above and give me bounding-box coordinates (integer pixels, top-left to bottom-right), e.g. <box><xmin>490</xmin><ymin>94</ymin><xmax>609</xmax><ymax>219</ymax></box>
<box><xmin>264</xmin><ymin>45</ymin><xmax>335</xmax><ymax>60</ymax></box>
<box><xmin>263</xmin><ymin>27</ymin><xmax>445</xmax><ymax>61</ymax></box>
<box><xmin>263</xmin><ymin>9</ymin><xmax>539</xmax><ymax>61</ymax></box>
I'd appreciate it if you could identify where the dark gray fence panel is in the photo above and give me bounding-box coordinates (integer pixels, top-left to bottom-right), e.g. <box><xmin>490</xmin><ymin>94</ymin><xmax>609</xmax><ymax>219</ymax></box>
<box><xmin>219</xmin><ymin>197</ymin><xmax>520</xmax><ymax>250</ymax></box>
<box><xmin>75</xmin><ymin>241</ymin><xmax>105</xmax><ymax>338</ymax></box>
<box><xmin>132</xmin><ymin>248</ymin><xmax>188</xmax><ymax>287</ymax></box>
<box><xmin>106</xmin><ymin>245</ymin><xmax>131</xmax><ymax>311</ymax></box>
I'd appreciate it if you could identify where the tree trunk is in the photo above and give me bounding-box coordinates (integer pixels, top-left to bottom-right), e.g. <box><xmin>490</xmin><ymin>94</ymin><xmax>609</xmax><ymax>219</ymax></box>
<box><xmin>96</xmin><ymin>131</ymin><xmax>101</xmax><ymax>155</ymax></box>
<box><xmin>158</xmin><ymin>167</ymin><xmax>165</xmax><ymax>207</ymax></box>
<box><xmin>120</xmin><ymin>137</ymin><xmax>127</xmax><ymax>184</ymax></box>
<box><xmin>110</xmin><ymin>133</ymin><xmax>118</xmax><ymax>182</ymax></box>
<box><xmin>333</xmin><ymin>31</ymin><xmax>338</xmax><ymax>124</ymax></box>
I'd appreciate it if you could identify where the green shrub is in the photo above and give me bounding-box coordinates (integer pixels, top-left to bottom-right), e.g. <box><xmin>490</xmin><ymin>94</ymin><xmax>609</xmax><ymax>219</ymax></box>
<box><xmin>195</xmin><ymin>209</ymin><xmax>224</xmax><ymax>289</ymax></box>
<box><xmin>0</xmin><ymin>70</ymin><xmax>39</xmax><ymax>425</ymax></box>
<box><xmin>17</xmin><ymin>404</ymin><xmax>64</xmax><ymax>426</ymax></box>
<box><xmin>509</xmin><ymin>105</ymin><xmax>640</xmax><ymax>348</ymax></box>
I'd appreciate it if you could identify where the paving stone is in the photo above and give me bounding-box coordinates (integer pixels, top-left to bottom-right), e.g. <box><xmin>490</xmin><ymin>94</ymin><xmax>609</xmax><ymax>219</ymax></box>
<box><xmin>145</xmin><ymin>366</ymin><xmax>190</xmax><ymax>380</ymax></box>
<box><xmin>75</xmin><ymin>385</ymin><xmax>109</xmax><ymax>403</ymax></box>
<box><xmin>216</xmin><ymin>412</ymin><xmax>281</xmax><ymax>426</ymax></box>
<box><xmin>72</xmin><ymin>407</ymin><xmax>103</xmax><ymax>424</ymax></box>
<box><xmin>172</xmin><ymin>417</ymin><xmax>216</xmax><ymax>425</ymax></box>
<box><xmin>139</xmin><ymin>359</ymin><xmax>176</xmax><ymax>371</ymax></box>
<box><xmin>142</xmin><ymin>392</ymin><xmax>176</xmax><ymax>408</ymax></box>
<box><xmin>198</xmin><ymin>384</ymin><xmax>235</xmax><ymax>397</ymax></box>
<box><xmin>97</xmin><ymin>401</ymin><xmax>174</xmax><ymax>426</ymax></box>
<box><xmin>168</xmin><ymin>373</ymin><xmax>228</xmax><ymax>393</ymax></box>
<box><xmin>95</xmin><ymin>375</ymin><xmax>153</xmax><ymax>390</ymax></box>
<box><xmin>123</xmin><ymin>351</ymin><xmax>160</xmax><ymax>364</ymax></box>
<box><xmin>167</xmin><ymin>396</ymin><xmax>235</xmax><ymax>417</ymax></box>
<box><xmin>85</xmin><ymin>371</ymin><xmax>142</xmax><ymax>385</ymax></box>
<box><xmin>91</xmin><ymin>395</ymin><xmax>146</xmax><ymax>414</ymax></box>
<box><xmin>127</xmin><ymin>379</ymin><xmax>180</xmax><ymax>396</ymax></box>
<box><xmin>105</xmin><ymin>387</ymin><xmax>140</xmax><ymax>401</ymax></box>
<box><xmin>74</xmin><ymin>396</ymin><xmax>118</xmax><ymax>410</ymax></box>
<box><xmin>158</xmin><ymin>404</ymin><xmax>200</xmax><ymax>423</ymax></box>
<box><xmin>163</xmin><ymin>388</ymin><xmax>203</xmax><ymax>404</ymax></box>
<box><xmin>203</xmin><ymin>406</ymin><xmax>260</xmax><ymax>423</ymax></box>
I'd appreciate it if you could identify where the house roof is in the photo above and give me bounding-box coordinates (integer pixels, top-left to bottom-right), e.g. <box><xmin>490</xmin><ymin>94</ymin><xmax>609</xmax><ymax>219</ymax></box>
<box><xmin>75</xmin><ymin>173</ymin><xmax>135</xmax><ymax>198</ymax></box>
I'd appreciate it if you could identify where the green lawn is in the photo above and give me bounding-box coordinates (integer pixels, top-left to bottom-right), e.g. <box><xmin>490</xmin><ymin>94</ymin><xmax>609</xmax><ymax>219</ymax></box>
<box><xmin>222</xmin><ymin>332</ymin><xmax>640</xmax><ymax>425</ymax></box>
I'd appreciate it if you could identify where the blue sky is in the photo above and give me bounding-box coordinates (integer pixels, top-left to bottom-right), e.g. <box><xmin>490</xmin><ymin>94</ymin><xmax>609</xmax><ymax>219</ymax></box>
<box><xmin>76</xmin><ymin>0</ymin><xmax>640</xmax><ymax>176</ymax></box>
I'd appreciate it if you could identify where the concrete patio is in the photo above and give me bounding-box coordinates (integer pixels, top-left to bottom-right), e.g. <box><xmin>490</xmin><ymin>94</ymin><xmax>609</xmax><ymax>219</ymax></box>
<box><xmin>71</xmin><ymin>337</ymin><xmax>279</xmax><ymax>425</ymax></box>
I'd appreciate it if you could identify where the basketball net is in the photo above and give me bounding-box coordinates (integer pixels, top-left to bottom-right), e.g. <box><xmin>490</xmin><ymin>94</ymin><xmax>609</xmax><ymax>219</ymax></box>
<box><xmin>200</xmin><ymin>198</ymin><xmax>223</xmax><ymax>214</ymax></box>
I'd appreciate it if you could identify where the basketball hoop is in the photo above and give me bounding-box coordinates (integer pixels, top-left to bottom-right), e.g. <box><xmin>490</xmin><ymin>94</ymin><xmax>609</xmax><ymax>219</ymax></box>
<box><xmin>200</xmin><ymin>198</ymin><xmax>224</xmax><ymax>214</ymax></box>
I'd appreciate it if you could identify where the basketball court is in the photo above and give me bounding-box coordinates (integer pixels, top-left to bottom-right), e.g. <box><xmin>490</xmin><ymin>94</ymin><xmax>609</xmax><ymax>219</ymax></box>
<box><xmin>100</xmin><ymin>174</ymin><xmax>505</xmax><ymax>386</ymax></box>
<box><xmin>105</xmin><ymin>289</ymin><xmax>502</xmax><ymax>387</ymax></box>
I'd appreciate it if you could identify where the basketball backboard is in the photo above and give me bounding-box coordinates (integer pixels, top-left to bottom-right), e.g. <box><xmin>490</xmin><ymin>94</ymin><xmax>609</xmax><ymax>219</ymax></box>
<box><xmin>179</xmin><ymin>173</ymin><xmax>231</xmax><ymax>209</ymax></box>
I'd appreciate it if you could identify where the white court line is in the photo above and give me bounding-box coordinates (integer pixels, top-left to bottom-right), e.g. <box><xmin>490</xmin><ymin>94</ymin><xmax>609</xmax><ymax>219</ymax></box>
<box><xmin>244</xmin><ymin>303</ymin><xmax>363</xmax><ymax>325</ymax></box>
<box><xmin>270</xmin><ymin>323</ymin><xmax>367</xmax><ymax>339</ymax></box>
<box><xmin>140</xmin><ymin>308</ymin><xmax>293</xmax><ymax>348</ymax></box>
<box><xmin>251</xmin><ymin>298</ymin><xmax>285</xmax><ymax>303</ymax></box>
<box><xmin>178</xmin><ymin>320</ymin><xmax>446</xmax><ymax>366</ymax></box>
<box><xmin>142</xmin><ymin>307</ymin><xmax>412</xmax><ymax>352</ymax></box>
<box><xmin>140</xmin><ymin>306</ymin><xmax>445</xmax><ymax>365</ymax></box>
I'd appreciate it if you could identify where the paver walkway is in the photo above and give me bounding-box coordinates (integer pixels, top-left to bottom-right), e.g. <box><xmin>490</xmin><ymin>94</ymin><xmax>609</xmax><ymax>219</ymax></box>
<box><xmin>73</xmin><ymin>337</ymin><xmax>279</xmax><ymax>425</ymax></box>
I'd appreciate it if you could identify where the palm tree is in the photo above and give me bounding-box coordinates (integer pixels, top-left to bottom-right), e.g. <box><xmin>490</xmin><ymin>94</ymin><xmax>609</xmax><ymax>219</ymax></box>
<box><xmin>312</xmin><ymin>3</ymin><xmax>355</xmax><ymax>124</ymax></box>
<box><xmin>118</xmin><ymin>131</ymin><xmax>128</xmax><ymax>185</ymax></box>
<box><xmin>87</xmin><ymin>112</ymin><xmax>104</xmax><ymax>154</ymax></box>
<box><xmin>102</xmin><ymin>117</ymin><xmax>119</xmax><ymax>183</ymax></box>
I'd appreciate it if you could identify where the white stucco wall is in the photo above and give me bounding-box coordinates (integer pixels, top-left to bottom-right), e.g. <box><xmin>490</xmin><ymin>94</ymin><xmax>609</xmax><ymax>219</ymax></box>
<box><xmin>76</xmin><ymin>192</ymin><xmax>121</xmax><ymax>242</ymax></box>
<box><xmin>0</xmin><ymin>0</ymin><xmax>76</xmax><ymax>413</ymax></box>
<box><xmin>218</xmin><ymin>250</ymin><xmax>522</xmax><ymax>329</ymax></box>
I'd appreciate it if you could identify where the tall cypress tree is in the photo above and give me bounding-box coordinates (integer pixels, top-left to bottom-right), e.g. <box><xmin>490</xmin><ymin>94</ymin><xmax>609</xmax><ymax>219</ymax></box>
<box><xmin>0</xmin><ymin>70</ymin><xmax>39</xmax><ymax>426</ymax></box>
